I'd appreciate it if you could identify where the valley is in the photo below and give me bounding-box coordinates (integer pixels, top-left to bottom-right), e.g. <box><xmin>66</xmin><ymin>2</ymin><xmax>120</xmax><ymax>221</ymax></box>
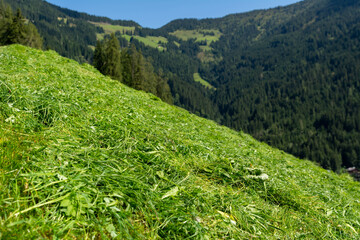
<box><xmin>1</xmin><ymin>0</ymin><xmax>360</xmax><ymax>237</ymax></box>
<box><xmin>3</xmin><ymin>0</ymin><xmax>360</xmax><ymax>172</ymax></box>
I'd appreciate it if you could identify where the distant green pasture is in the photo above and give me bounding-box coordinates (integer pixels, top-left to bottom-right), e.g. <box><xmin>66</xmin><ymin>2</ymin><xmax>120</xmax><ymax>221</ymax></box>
<box><xmin>193</xmin><ymin>73</ymin><xmax>216</xmax><ymax>90</ymax></box>
<box><xmin>171</xmin><ymin>29</ymin><xmax>222</xmax><ymax>61</ymax></box>
<box><xmin>90</xmin><ymin>22</ymin><xmax>136</xmax><ymax>34</ymax></box>
<box><xmin>90</xmin><ymin>21</ymin><xmax>168</xmax><ymax>50</ymax></box>
<box><xmin>122</xmin><ymin>35</ymin><xmax>168</xmax><ymax>51</ymax></box>
<box><xmin>170</xmin><ymin>29</ymin><xmax>222</xmax><ymax>44</ymax></box>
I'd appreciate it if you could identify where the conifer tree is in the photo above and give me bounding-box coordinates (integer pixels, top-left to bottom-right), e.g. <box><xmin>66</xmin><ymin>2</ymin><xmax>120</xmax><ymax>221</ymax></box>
<box><xmin>156</xmin><ymin>72</ymin><xmax>173</xmax><ymax>104</ymax></box>
<box><xmin>0</xmin><ymin>3</ymin><xmax>11</xmax><ymax>44</ymax></box>
<box><xmin>23</xmin><ymin>22</ymin><xmax>43</xmax><ymax>49</ymax></box>
<box><xmin>93</xmin><ymin>40</ymin><xmax>105</xmax><ymax>73</ymax></box>
<box><xmin>0</xmin><ymin>3</ymin><xmax>42</xmax><ymax>49</ymax></box>
<box><xmin>103</xmin><ymin>33</ymin><xmax>122</xmax><ymax>81</ymax></box>
<box><xmin>93</xmin><ymin>36</ymin><xmax>172</xmax><ymax>104</ymax></box>
<box><xmin>130</xmin><ymin>44</ymin><xmax>144</xmax><ymax>90</ymax></box>
<box><xmin>121</xmin><ymin>49</ymin><xmax>132</xmax><ymax>86</ymax></box>
<box><xmin>5</xmin><ymin>9</ymin><xmax>26</xmax><ymax>45</ymax></box>
<box><xmin>0</xmin><ymin>1</ymin><xmax>10</xmax><ymax>17</ymax></box>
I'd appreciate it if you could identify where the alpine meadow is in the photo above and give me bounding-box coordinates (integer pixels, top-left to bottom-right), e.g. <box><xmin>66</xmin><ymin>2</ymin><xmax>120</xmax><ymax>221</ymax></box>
<box><xmin>3</xmin><ymin>0</ymin><xmax>360</xmax><ymax>172</ymax></box>
<box><xmin>1</xmin><ymin>44</ymin><xmax>360</xmax><ymax>239</ymax></box>
<box><xmin>1</xmin><ymin>0</ymin><xmax>360</xmax><ymax>238</ymax></box>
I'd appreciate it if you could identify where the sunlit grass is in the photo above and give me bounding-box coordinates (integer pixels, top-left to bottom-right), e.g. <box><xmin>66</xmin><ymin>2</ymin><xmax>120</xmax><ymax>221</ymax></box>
<box><xmin>0</xmin><ymin>44</ymin><xmax>359</xmax><ymax>239</ymax></box>
<box><xmin>169</xmin><ymin>29</ymin><xmax>222</xmax><ymax>44</ymax></box>
<box><xmin>122</xmin><ymin>35</ymin><xmax>167</xmax><ymax>50</ymax></box>
<box><xmin>90</xmin><ymin>22</ymin><xmax>167</xmax><ymax>50</ymax></box>
<box><xmin>90</xmin><ymin>22</ymin><xmax>136</xmax><ymax>35</ymax></box>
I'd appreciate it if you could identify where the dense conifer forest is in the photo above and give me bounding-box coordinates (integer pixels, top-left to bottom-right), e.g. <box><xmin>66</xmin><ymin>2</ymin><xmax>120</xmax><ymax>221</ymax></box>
<box><xmin>93</xmin><ymin>34</ymin><xmax>173</xmax><ymax>104</ymax></box>
<box><xmin>2</xmin><ymin>0</ymin><xmax>360</xmax><ymax>172</ymax></box>
<box><xmin>0</xmin><ymin>2</ymin><xmax>42</xmax><ymax>49</ymax></box>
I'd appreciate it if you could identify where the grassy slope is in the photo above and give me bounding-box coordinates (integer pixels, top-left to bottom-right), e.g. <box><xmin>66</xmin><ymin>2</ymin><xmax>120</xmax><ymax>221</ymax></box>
<box><xmin>122</xmin><ymin>35</ymin><xmax>167</xmax><ymax>51</ymax></box>
<box><xmin>91</xmin><ymin>24</ymin><xmax>221</xmax><ymax>55</ymax></box>
<box><xmin>0</xmin><ymin>45</ymin><xmax>360</xmax><ymax>239</ymax></box>
<box><xmin>193</xmin><ymin>73</ymin><xmax>216</xmax><ymax>90</ymax></box>
<box><xmin>169</xmin><ymin>29</ymin><xmax>222</xmax><ymax>44</ymax></box>
<box><xmin>170</xmin><ymin>29</ymin><xmax>221</xmax><ymax>62</ymax></box>
<box><xmin>90</xmin><ymin>22</ymin><xmax>167</xmax><ymax>51</ymax></box>
<box><xmin>90</xmin><ymin>22</ymin><xmax>136</xmax><ymax>35</ymax></box>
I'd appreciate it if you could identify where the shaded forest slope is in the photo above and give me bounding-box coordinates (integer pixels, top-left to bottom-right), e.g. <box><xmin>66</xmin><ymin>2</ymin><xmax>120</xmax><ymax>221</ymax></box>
<box><xmin>158</xmin><ymin>0</ymin><xmax>360</xmax><ymax>171</ymax></box>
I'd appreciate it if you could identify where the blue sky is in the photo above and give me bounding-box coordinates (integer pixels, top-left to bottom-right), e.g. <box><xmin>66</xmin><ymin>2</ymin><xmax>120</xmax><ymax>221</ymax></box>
<box><xmin>46</xmin><ymin>0</ymin><xmax>300</xmax><ymax>29</ymax></box>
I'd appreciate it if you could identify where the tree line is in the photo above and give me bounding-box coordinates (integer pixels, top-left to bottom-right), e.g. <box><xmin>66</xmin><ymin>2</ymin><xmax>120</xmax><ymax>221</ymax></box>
<box><xmin>94</xmin><ymin>34</ymin><xmax>173</xmax><ymax>104</ymax></box>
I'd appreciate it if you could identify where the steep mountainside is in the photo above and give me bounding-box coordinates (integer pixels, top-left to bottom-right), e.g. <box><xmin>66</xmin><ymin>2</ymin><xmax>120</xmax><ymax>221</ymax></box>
<box><xmin>208</xmin><ymin>0</ymin><xmax>360</xmax><ymax>171</ymax></box>
<box><xmin>4</xmin><ymin>0</ymin><xmax>360</xmax><ymax>171</ymax></box>
<box><xmin>145</xmin><ymin>0</ymin><xmax>360</xmax><ymax>171</ymax></box>
<box><xmin>1</xmin><ymin>44</ymin><xmax>360</xmax><ymax>239</ymax></box>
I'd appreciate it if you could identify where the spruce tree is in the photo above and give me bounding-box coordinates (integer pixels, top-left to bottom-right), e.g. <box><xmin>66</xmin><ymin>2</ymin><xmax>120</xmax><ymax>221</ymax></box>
<box><xmin>0</xmin><ymin>0</ymin><xmax>12</xmax><ymax>19</ymax></box>
<box><xmin>120</xmin><ymin>44</ymin><xmax>173</xmax><ymax>103</ymax></box>
<box><xmin>103</xmin><ymin>34</ymin><xmax>122</xmax><ymax>81</ymax></box>
<box><xmin>156</xmin><ymin>74</ymin><xmax>173</xmax><ymax>104</ymax></box>
<box><xmin>93</xmin><ymin>36</ymin><xmax>172</xmax><ymax>104</ymax></box>
<box><xmin>121</xmin><ymin>49</ymin><xmax>132</xmax><ymax>86</ymax></box>
<box><xmin>93</xmin><ymin>40</ymin><xmax>105</xmax><ymax>74</ymax></box>
<box><xmin>23</xmin><ymin>22</ymin><xmax>43</xmax><ymax>49</ymax></box>
<box><xmin>0</xmin><ymin>4</ymin><xmax>42</xmax><ymax>49</ymax></box>
<box><xmin>0</xmin><ymin>4</ymin><xmax>11</xmax><ymax>45</ymax></box>
<box><xmin>131</xmin><ymin>44</ymin><xmax>144</xmax><ymax>90</ymax></box>
<box><xmin>5</xmin><ymin>9</ymin><xmax>26</xmax><ymax>45</ymax></box>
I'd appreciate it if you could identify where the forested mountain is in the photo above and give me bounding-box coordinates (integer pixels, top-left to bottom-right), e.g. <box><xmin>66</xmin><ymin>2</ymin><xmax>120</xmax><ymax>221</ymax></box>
<box><xmin>2</xmin><ymin>0</ymin><xmax>138</xmax><ymax>62</ymax></box>
<box><xmin>209</xmin><ymin>0</ymin><xmax>360</xmax><ymax>171</ymax></box>
<box><xmin>3</xmin><ymin>0</ymin><xmax>360</xmax><ymax>172</ymax></box>
<box><xmin>0</xmin><ymin>2</ymin><xmax>42</xmax><ymax>49</ymax></box>
<box><xmin>123</xmin><ymin>0</ymin><xmax>360</xmax><ymax>172</ymax></box>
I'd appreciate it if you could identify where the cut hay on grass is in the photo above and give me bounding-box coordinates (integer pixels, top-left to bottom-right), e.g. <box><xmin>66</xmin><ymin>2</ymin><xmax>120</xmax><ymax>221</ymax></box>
<box><xmin>1</xmin><ymin>44</ymin><xmax>360</xmax><ymax>239</ymax></box>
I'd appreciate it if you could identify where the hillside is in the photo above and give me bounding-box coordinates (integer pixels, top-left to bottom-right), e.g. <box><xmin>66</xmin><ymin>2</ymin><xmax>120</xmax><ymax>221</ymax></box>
<box><xmin>4</xmin><ymin>0</ymin><xmax>360</xmax><ymax>173</ymax></box>
<box><xmin>207</xmin><ymin>0</ymin><xmax>360</xmax><ymax>171</ymax></box>
<box><xmin>129</xmin><ymin>0</ymin><xmax>360</xmax><ymax>172</ymax></box>
<box><xmin>1</xmin><ymin>45</ymin><xmax>360</xmax><ymax>239</ymax></box>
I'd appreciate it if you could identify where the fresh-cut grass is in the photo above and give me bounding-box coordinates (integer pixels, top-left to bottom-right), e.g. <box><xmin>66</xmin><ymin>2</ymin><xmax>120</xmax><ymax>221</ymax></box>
<box><xmin>1</xmin><ymin>44</ymin><xmax>360</xmax><ymax>239</ymax></box>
